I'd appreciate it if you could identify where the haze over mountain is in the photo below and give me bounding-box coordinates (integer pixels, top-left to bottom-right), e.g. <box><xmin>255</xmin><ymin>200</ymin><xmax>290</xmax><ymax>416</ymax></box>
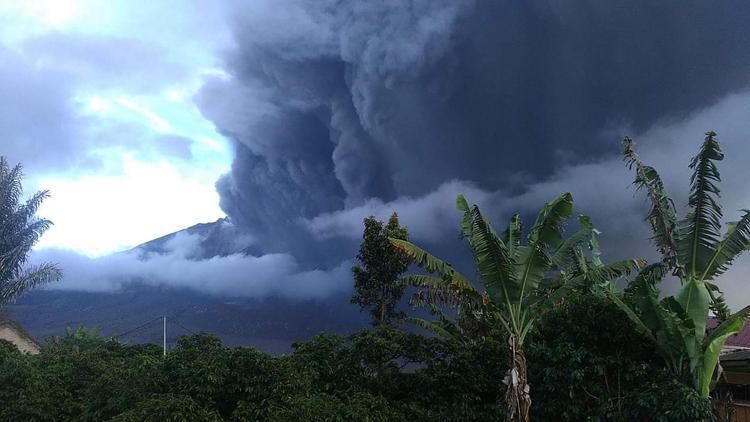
<box><xmin>3</xmin><ymin>1</ymin><xmax>750</xmax><ymax>348</ymax></box>
<box><xmin>11</xmin><ymin>219</ymin><xmax>366</xmax><ymax>353</ymax></box>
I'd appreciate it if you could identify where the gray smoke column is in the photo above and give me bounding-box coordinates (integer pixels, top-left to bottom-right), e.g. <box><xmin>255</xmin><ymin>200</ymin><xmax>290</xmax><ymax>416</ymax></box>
<box><xmin>197</xmin><ymin>0</ymin><xmax>750</xmax><ymax>265</ymax></box>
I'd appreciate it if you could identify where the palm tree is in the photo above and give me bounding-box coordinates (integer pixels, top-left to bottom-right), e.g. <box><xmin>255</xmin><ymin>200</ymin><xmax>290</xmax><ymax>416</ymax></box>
<box><xmin>0</xmin><ymin>157</ymin><xmax>61</xmax><ymax>306</ymax></box>
<box><xmin>391</xmin><ymin>193</ymin><xmax>642</xmax><ymax>421</ymax></box>
<box><xmin>603</xmin><ymin>132</ymin><xmax>750</xmax><ymax>398</ymax></box>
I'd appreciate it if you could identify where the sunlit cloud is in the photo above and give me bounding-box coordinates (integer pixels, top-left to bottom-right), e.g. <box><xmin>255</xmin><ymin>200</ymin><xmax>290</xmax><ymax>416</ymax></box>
<box><xmin>36</xmin><ymin>157</ymin><xmax>225</xmax><ymax>257</ymax></box>
<box><xmin>114</xmin><ymin>97</ymin><xmax>173</xmax><ymax>133</ymax></box>
<box><xmin>26</xmin><ymin>0</ymin><xmax>81</xmax><ymax>26</ymax></box>
<box><xmin>0</xmin><ymin>0</ymin><xmax>83</xmax><ymax>28</ymax></box>
<box><xmin>0</xmin><ymin>2</ymin><xmax>235</xmax><ymax>256</ymax></box>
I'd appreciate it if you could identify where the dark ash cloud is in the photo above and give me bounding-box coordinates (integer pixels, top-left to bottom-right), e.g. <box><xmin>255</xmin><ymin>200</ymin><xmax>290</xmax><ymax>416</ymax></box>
<box><xmin>14</xmin><ymin>1</ymin><xmax>750</xmax><ymax>302</ymax></box>
<box><xmin>198</xmin><ymin>0</ymin><xmax>750</xmax><ymax>268</ymax></box>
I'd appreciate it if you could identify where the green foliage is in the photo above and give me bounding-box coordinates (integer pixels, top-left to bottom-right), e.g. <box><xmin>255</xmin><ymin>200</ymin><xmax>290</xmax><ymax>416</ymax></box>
<box><xmin>165</xmin><ymin>334</ymin><xmax>229</xmax><ymax>410</ymax></box>
<box><xmin>395</xmin><ymin>194</ymin><xmax>639</xmax><ymax>346</ymax></box>
<box><xmin>351</xmin><ymin>213</ymin><xmax>411</xmax><ymax>326</ymax></box>
<box><xmin>612</xmin><ymin>132</ymin><xmax>750</xmax><ymax>397</ymax></box>
<box><xmin>0</xmin><ymin>320</ymin><xmax>714</xmax><ymax>421</ymax></box>
<box><xmin>0</xmin><ymin>340</ymin><xmax>59</xmax><ymax>421</ymax></box>
<box><xmin>527</xmin><ymin>292</ymin><xmax>660</xmax><ymax>420</ymax></box>
<box><xmin>621</xmin><ymin>379</ymin><xmax>715</xmax><ymax>422</ymax></box>
<box><xmin>393</xmin><ymin>193</ymin><xmax>640</xmax><ymax>420</ymax></box>
<box><xmin>246</xmin><ymin>392</ymin><xmax>409</xmax><ymax>422</ymax></box>
<box><xmin>109</xmin><ymin>394</ymin><xmax>222</xmax><ymax>422</ymax></box>
<box><xmin>0</xmin><ymin>156</ymin><xmax>61</xmax><ymax>306</ymax></box>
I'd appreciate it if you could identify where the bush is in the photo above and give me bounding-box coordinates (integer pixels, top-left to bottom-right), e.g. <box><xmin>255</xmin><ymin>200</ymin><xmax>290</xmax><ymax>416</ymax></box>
<box><xmin>527</xmin><ymin>292</ymin><xmax>661</xmax><ymax>421</ymax></box>
<box><xmin>623</xmin><ymin>378</ymin><xmax>715</xmax><ymax>422</ymax></box>
<box><xmin>110</xmin><ymin>394</ymin><xmax>222</xmax><ymax>422</ymax></box>
<box><xmin>164</xmin><ymin>333</ymin><xmax>229</xmax><ymax>410</ymax></box>
<box><xmin>0</xmin><ymin>340</ymin><xmax>58</xmax><ymax>421</ymax></box>
<box><xmin>0</xmin><ymin>319</ymin><xmax>715</xmax><ymax>421</ymax></box>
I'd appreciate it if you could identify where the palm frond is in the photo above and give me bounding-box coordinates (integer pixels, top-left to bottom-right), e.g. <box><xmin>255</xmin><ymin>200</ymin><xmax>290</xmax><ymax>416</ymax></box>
<box><xmin>705</xmin><ymin>282</ymin><xmax>730</xmax><ymax>323</ymax></box>
<box><xmin>0</xmin><ymin>160</ymin><xmax>23</xmax><ymax>219</ymax></box>
<box><xmin>407</xmin><ymin>316</ymin><xmax>462</xmax><ymax>343</ymax></box>
<box><xmin>464</xmin><ymin>204</ymin><xmax>518</xmax><ymax>306</ymax></box>
<box><xmin>390</xmin><ymin>238</ymin><xmax>470</xmax><ymax>283</ymax></box>
<box><xmin>514</xmin><ymin>193</ymin><xmax>574</xmax><ymax>303</ymax></box>
<box><xmin>407</xmin><ymin>304</ymin><xmax>471</xmax><ymax>343</ymax></box>
<box><xmin>21</xmin><ymin>190</ymin><xmax>50</xmax><ymax>218</ymax></box>
<box><xmin>501</xmin><ymin>214</ymin><xmax>523</xmax><ymax>256</ymax></box>
<box><xmin>702</xmin><ymin>211</ymin><xmax>750</xmax><ymax>281</ymax></box>
<box><xmin>545</xmin><ymin>258</ymin><xmax>644</xmax><ymax>307</ymax></box>
<box><xmin>527</xmin><ymin>192</ymin><xmax>574</xmax><ymax>248</ymax></box>
<box><xmin>586</xmin><ymin>259</ymin><xmax>647</xmax><ymax>285</ymax></box>
<box><xmin>623</xmin><ymin>137</ymin><xmax>680</xmax><ymax>273</ymax></box>
<box><xmin>456</xmin><ymin>194</ymin><xmax>474</xmax><ymax>240</ymax></box>
<box><xmin>549</xmin><ymin>214</ymin><xmax>599</xmax><ymax>268</ymax></box>
<box><xmin>624</xmin><ymin>262</ymin><xmax>669</xmax><ymax>298</ymax></box>
<box><xmin>402</xmin><ymin>274</ymin><xmax>483</xmax><ymax>310</ymax></box>
<box><xmin>677</xmin><ymin>132</ymin><xmax>724</xmax><ymax>277</ymax></box>
<box><xmin>0</xmin><ymin>263</ymin><xmax>62</xmax><ymax>304</ymax></box>
<box><xmin>0</xmin><ymin>245</ymin><xmax>33</xmax><ymax>280</ymax></box>
<box><xmin>0</xmin><ymin>156</ymin><xmax>58</xmax><ymax>306</ymax></box>
<box><xmin>400</xmin><ymin>274</ymin><xmax>477</xmax><ymax>293</ymax></box>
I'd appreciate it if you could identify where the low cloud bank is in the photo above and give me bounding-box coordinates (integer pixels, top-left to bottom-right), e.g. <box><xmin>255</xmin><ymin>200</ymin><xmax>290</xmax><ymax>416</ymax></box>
<box><xmin>32</xmin><ymin>232</ymin><xmax>352</xmax><ymax>300</ymax></box>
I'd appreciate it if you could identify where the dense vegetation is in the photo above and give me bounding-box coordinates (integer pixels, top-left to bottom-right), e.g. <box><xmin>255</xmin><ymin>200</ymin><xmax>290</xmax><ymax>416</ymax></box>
<box><xmin>0</xmin><ymin>296</ymin><xmax>714</xmax><ymax>421</ymax></box>
<box><xmin>1</xmin><ymin>131</ymin><xmax>748</xmax><ymax>421</ymax></box>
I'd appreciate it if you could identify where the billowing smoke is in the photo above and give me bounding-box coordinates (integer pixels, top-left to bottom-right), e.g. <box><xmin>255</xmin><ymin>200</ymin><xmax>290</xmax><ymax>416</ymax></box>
<box><xmin>197</xmin><ymin>0</ymin><xmax>750</xmax><ymax>275</ymax></box>
<box><xmin>21</xmin><ymin>1</ymin><xmax>750</xmax><ymax>303</ymax></box>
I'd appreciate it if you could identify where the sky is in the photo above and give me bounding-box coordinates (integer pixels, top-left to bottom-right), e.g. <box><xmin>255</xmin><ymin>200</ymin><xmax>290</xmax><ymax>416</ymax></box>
<box><xmin>4</xmin><ymin>1</ymin><xmax>750</xmax><ymax>305</ymax></box>
<box><xmin>0</xmin><ymin>1</ymin><xmax>233</xmax><ymax>256</ymax></box>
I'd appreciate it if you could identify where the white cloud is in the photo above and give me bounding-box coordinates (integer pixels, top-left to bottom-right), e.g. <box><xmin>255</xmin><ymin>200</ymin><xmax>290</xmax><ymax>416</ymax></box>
<box><xmin>0</xmin><ymin>1</ymin><xmax>233</xmax><ymax>255</ymax></box>
<box><xmin>35</xmin><ymin>158</ymin><xmax>225</xmax><ymax>257</ymax></box>
<box><xmin>32</xmin><ymin>232</ymin><xmax>351</xmax><ymax>300</ymax></box>
<box><xmin>305</xmin><ymin>180</ymin><xmax>499</xmax><ymax>243</ymax></box>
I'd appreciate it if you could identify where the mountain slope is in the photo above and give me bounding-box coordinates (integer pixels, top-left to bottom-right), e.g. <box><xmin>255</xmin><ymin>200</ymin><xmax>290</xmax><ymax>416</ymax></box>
<box><xmin>7</xmin><ymin>219</ymin><xmax>368</xmax><ymax>353</ymax></box>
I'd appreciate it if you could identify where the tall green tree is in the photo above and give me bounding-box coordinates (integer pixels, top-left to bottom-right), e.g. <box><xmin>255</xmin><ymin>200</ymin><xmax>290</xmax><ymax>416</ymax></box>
<box><xmin>392</xmin><ymin>194</ymin><xmax>641</xmax><ymax>422</ymax></box>
<box><xmin>0</xmin><ymin>157</ymin><xmax>61</xmax><ymax>306</ymax></box>
<box><xmin>604</xmin><ymin>132</ymin><xmax>750</xmax><ymax>398</ymax></box>
<box><xmin>350</xmin><ymin>213</ymin><xmax>411</xmax><ymax>326</ymax></box>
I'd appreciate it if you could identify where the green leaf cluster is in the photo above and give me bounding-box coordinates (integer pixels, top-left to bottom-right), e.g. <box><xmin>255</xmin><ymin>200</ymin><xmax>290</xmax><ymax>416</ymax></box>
<box><xmin>0</xmin><ymin>157</ymin><xmax>61</xmax><ymax>307</ymax></box>
<box><xmin>609</xmin><ymin>132</ymin><xmax>750</xmax><ymax>397</ymax></box>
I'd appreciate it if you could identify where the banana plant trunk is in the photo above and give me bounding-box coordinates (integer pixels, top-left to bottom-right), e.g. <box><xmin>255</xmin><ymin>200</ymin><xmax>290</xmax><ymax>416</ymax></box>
<box><xmin>504</xmin><ymin>334</ymin><xmax>531</xmax><ymax>422</ymax></box>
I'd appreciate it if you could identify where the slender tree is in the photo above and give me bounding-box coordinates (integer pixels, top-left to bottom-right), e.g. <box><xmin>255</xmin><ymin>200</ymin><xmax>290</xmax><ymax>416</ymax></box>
<box><xmin>350</xmin><ymin>213</ymin><xmax>410</xmax><ymax>326</ymax></box>
<box><xmin>392</xmin><ymin>194</ymin><xmax>641</xmax><ymax>422</ymax></box>
<box><xmin>604</xmin><ymin>132</ymin><xmax>750</xmax><ymax>398</ymax></box>
<box><xmin>0</xmin><ymin>157</ymin><xmax>61</xmax><ymax>307</ymax></box>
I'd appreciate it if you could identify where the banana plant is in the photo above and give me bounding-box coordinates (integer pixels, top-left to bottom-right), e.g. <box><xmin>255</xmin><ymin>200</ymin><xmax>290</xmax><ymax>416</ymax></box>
<box><xmin>604</xmin><ymin>132</ymin><xmax>750</xmax><ymax>397</ymax></box>
<box><xmin>391</xmin><ymin>193</ymin><xmax>641</xmax><ymax>422</ymax></box>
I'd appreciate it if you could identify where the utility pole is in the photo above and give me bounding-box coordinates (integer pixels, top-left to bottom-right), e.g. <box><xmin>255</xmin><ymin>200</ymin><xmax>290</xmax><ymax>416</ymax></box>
<box><xmin>163</xmin><ymin>316</ymin><xmax>167</xmax><ymax>356</ymax></box>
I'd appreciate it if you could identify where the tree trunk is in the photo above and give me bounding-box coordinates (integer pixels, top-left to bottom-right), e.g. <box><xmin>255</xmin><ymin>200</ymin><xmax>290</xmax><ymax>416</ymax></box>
<box><xmin>504</xmin><ymin>334</ymin><xmax>531</xmax><ymax>422</ymax></box>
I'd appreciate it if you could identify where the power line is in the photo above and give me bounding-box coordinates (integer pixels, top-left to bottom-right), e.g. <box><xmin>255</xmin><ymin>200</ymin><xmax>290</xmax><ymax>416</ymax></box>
<box><xmin>170</xmin><ymin>319</ymin><xmax>198</xmax><ymax>335</ymax></box>
<box><xmin>111</xmin><ymin>306</ymin><xmax>194</xmax><ymax>339</ymax></box>
<box><xmin>113</xmin><ymin>316</ymin><xmax>163</xmax><ymax>338</ymax></box>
